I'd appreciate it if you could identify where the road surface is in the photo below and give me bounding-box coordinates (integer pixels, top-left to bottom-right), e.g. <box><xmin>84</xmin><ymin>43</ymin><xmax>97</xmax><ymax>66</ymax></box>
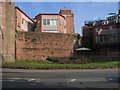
<box><xmin>1</xmin><ymin>68</ymin><xmax>119</xmax><ymax>88</ymax></box>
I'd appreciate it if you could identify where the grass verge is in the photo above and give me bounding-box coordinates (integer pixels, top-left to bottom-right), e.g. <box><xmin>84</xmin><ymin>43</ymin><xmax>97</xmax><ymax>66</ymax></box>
<box><xmin>2</xmin><ymin>60</ymin><xmax>119</xmax><ymax>69</ymax></box>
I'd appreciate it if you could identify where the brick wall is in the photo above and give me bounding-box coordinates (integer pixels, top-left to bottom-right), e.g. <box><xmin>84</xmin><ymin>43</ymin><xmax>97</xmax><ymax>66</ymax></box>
<box><xmin>0</xmin><ymin>2</ymin><xmax>2</xmax><ymax>64</ymax></box>
<box><xmin>1</xmin><ymin>2</ymin><xmax>15</xmax><ymax>63</ymax></box>
<box><xmin>16</xmin><ymin>32</ymin><xmax>74</xmax><ymax>60</ymax></box>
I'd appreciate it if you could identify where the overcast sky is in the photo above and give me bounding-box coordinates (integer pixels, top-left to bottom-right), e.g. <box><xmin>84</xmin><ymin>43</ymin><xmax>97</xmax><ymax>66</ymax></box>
<box><xmin>15</xmin><ymin>2</ymin><xmax>118</xmax><ymax>36</ymax></box>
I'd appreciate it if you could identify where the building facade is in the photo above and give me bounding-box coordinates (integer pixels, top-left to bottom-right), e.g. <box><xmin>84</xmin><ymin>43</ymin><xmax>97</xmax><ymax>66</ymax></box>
<box><xmin>82</xmin><ymin>11</ymin><xmax>120</xmax><ymax>59</ymax></box>
<box><xmin>0</xmin><ymin>1</ymin><xmax>15</xmax><ymax>63</ymax></box>
<box><xmin>14</xmin><ymin>7</ymin><xmax>75</xmax><ymax>60</ymax></box>
<box><xmin>35</xmin><ymin>14</ymin><xmax>66</xmax><ymax>33</ymax></box>
<box><xmin>34</xmin><ymin>8</ymin><xmax>74</xmax><ymax>34</ymax></box>
<box><xmin>82</xmin><ymin>21</ymin><xmax>93</xmax><ymax>49</ymax></box>
<box><xmin>15</xmin><ymin>7</ymin><xmax>34</xmax><ymax>32</ymax></box>
<box><xmin>94</xmin><ymin>15</ymin><xmax>120</xmax><ymax>46</ymax></box>
<box><xmin>59</xmin><ymin>8</ymin><xmax>74</xmax><ymax>34</ymax></box>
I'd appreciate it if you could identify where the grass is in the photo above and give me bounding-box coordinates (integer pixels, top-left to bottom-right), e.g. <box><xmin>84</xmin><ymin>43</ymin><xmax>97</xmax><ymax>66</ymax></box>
<box><xmin>2</xmin><ymin>60</ymin><xmax>119</xmax><ymax>69</ymax></box>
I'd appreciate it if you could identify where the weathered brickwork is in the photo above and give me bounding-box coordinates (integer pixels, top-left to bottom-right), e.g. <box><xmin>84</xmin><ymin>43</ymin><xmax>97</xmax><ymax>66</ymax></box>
<box><xmin>59</xmin><ymin>8</ymin><xmax>74</xmax><ymax>34</ymax></box>
<box><xmin>16</xmin><ymin>32</ymin><xmax>74</xmax><ymax>60</ymax></box>
<box><xmin>0</xmin><ymin>2</ymin><xmax>15</xmax><ymax>63</ymax></box>
<box><xmin>0</xmin><ymin>2</ymin><xmax>2</xmax><ymax>65</ymax></box>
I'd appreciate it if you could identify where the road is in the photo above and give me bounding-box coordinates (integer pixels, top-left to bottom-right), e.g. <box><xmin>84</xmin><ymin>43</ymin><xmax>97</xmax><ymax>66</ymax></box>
<box><xmin>1</xmin><ymin>68</ymin><xmax>119</xmax><ymax>88</ymax></box>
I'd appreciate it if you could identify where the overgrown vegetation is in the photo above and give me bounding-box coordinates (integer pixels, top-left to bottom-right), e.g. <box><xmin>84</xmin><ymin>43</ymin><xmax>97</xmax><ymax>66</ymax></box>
<box><xmin>2</xmin><ymin>59</ymin><xmax>119</xmax><ymax>69</ymax></box>
<box><xmin>46</xmin><ymin>57</ymin><xmax>91</xmax><ymax>64</ymax></box>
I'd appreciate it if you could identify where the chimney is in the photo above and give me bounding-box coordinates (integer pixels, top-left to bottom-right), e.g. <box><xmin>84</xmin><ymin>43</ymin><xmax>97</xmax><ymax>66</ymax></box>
<box><xmin>59</xmin><ymin>8</ymin><xmax>71</xmax><ymax>15</ymax></box>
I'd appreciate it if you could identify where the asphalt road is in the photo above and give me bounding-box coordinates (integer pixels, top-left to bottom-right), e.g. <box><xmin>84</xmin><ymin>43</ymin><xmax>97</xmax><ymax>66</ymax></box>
<box><xmin>1</xmin><ymin>68</ymin><xmax>119</xmax><ymax>88</ymax></box>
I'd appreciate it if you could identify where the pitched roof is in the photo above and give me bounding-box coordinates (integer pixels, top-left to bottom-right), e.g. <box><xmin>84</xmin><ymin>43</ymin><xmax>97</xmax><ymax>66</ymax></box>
<box><xmin>15</xmin><ymin>7</ymin><xmax>34</xmax><ymax>23</ymax></box>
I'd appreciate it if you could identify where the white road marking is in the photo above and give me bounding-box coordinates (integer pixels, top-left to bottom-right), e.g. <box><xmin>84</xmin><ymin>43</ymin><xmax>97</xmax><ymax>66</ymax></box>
<box><xmin>11</xmin><ymin>78</ymin><xmax>21</xmax><ymax>80</ymax></box>
<box><xmin>28</xmin><ymin>79</ymin><xmax>36</xmax><ymax>81</ymax></box>
<box><xmin>67</xmin><ymin>79</ymin><xmax>76</xmax><ymax>82</ymax></box>
<box><xmin>71</xmin><ymin>79</ymin><xmax>76</xmax><ymax>82</ymax></box>
<box><xmin>2</xmin><ymin>77</ymin><xmax>41</xmax><ymax>83</ymax></box>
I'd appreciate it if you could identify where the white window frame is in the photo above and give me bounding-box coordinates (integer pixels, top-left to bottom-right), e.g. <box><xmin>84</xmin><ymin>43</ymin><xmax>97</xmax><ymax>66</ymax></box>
<box><xmin>42</xmin><ymin>30</ymin><xmax>58</xmax><ymax>33</ymax></box>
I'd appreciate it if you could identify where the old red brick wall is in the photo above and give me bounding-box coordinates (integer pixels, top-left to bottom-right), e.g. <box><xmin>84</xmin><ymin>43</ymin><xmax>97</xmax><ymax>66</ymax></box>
<box><xmin>16</xmin><ymin>32</ymin><xmax>74</xmax><ymax>60</ymax></box>
<box><xmin>1</xmin><ymin>2</ymin><xmax>15</xmax><ymax>63</ymax></box>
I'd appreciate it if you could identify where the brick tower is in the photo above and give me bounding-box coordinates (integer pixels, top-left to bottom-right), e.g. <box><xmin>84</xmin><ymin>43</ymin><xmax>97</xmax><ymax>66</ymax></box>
<box><xmin>0</xmin><ymin>1</ymin><xmax>15</xmax><ymax>63</ymax></box>
<box><xmin>59</xmin><ymin>8</ymin><xmax>74</xmax><ymax>34</ymax></box>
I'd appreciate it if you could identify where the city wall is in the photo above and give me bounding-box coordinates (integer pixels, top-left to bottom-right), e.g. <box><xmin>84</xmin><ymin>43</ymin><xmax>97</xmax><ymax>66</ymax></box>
<box><xmin>16</xmin><ymin>32</ymin><xmax>74</xmax><ymax>60</ymax></box>
<box><xmin>1</xmin><ymin>2</ymin><xmax>15</xmax><ymax>64</ymax></box>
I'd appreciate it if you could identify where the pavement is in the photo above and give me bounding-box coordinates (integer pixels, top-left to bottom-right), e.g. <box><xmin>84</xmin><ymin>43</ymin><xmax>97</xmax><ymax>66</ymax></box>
<box><xmin>1</xmin><ymin>68</ymin><xmax>119</xmax><ymax>73</ymax></box>
<box><xmin>1</xmin><ymin>68</ymin><xmax>119</xmax><ymax>89</ymax></box>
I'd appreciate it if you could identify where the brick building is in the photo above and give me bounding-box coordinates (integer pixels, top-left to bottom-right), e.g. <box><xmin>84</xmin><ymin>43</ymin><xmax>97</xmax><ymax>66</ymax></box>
<box><xmin>94</xmin><ymin>15</ymin><xmax>120</xmax><ymax>46</ymax></box>
<box><xmin>0</xmin><ymin>1</ymin><xmax>15</xmax><ymax>63</ymax></box>
<box><xmin>82</xmin><ymin>21</ymin><xmax>93</xmax><ymax>49</ymax></box>
<box><xmin>0</xmin><ymin>2</ymin><xmax>76</xmax><ymax>61</ymax></box>
<box><xmin>34</xmin><ymin>8</ymin><xmax>74</xmax><ymax>34</ymax></box>
<box><xmin>93</xmin><ymin>14</ymin><xmax>120</xmax><ymax>59</ymax></box>
<box><xmin>15</xmin><ymin>7</ymin><xmax>34</xmax><ymax>32</ymax></box>
<box><xmin>35</xmin><ymin>14</ymin><xmax>65</xmax><ymax>33</ymax></box>
<box><xmin>14</xmin><ymin>7</ymin><xmax>75</xmax><ymax>60</ymax></box>
<box><xmin>82</xmin><ymin>6</ymin><xmax>120</xmax><ymax>59</ymax></box>
<box><xmin>59</xmin><ymin>8</ymin><xmax>74</xmax><ymax>34</ymax></box>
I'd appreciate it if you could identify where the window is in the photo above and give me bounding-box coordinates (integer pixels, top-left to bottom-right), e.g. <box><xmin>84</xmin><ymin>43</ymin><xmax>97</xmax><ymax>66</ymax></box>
<box><xmin>43</xmin><ymin>19</ymin><xmax>58</xmax><ymax>26</ymax></box>
<box><xmin>43</xmin><ymin>19</ymin><xmax>50</xmax><ymax>25</ymax></box>
<box><xmin>98</xmin><ymin>35</ymin><xmax>106</xmax><ymax>42</ymax></box>
<box><xmin>102</xmin><ymin>21</ymin><xmax>108</xmax><ymax>25</ymax></box>
<box><xmin>109</xmin><ymin>26</ymin><xmax>113</xmax><ymax>30</ymax></box>
<box><xmin>53</xmin><ymin>20</ymin><xmax>58</xmax><ymax>25</ymax></box>
<box><xmin>22</xmin><ymin>18</ymin><xmax>24</xmax><ymax>24</ymax></box>
<box><xmin>50</xmin><ymin>20</ymin><xmax>54</xmax><ymax>25</ymax></box>
<box><xmin>64</xmin><ymin>26</ymin><xmax>66</xmax><ymax>29</ymax></box>
<box><xmin>100</xmin><ymin>35</ymin><xmax>103</xmax><ymax>42</ymax></box>
<box><xmin>43</xmin><ymin>19</ymin><xmax>46</xmax><ymax>25</ymax></box>
<box><xmin>50</xmin><ymin>19</ymin><xmax>58</xmax><ymax>25</ymax></box>
<box><xmin>47</xmin><ymin>20</ymin><xmax>50</xmax><ymax>25</ymax></box>
<box><xmin>102</xmin><ymin>35</ymin><xmax>106</xmax><ymax>42</ymax></box>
